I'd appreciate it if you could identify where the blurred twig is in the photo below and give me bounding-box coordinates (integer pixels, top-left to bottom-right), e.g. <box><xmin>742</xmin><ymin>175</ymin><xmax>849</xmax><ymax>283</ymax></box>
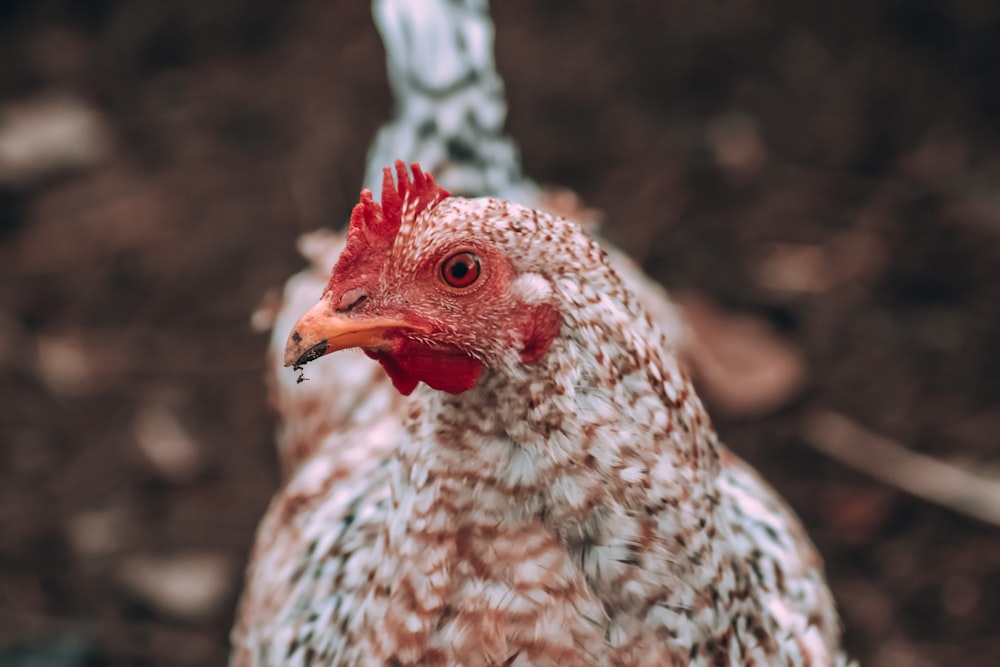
<box><xmin>802</xmin><ymin>410</ymin><xmax>1000</xmax><ymax>526</ymax></box>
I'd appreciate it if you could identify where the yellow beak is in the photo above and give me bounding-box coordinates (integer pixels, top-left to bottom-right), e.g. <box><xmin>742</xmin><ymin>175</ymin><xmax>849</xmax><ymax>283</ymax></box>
<box><xmin>283</xmin><ymin>299</ymin><xmax>419</xmax><ymax>368</ymax></box>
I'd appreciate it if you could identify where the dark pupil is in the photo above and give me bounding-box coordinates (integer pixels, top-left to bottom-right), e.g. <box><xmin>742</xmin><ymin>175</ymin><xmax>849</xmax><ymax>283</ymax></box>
<box><xmin>450</xmin><ymin>261</ymin><xmax>470</xmax><ymax>279</ymax></box>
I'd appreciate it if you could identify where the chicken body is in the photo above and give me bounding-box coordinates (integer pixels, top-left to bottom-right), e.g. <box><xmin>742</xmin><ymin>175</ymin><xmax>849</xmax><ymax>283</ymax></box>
<box><xmin>233</xmin><ymin>168</ymin><xmax>849</xmax><ymax>666</ymax></box>
<box><xmin>235</xmin><ymin>1</ymin><xmax>848</xmax><ymax>664</ymax></box>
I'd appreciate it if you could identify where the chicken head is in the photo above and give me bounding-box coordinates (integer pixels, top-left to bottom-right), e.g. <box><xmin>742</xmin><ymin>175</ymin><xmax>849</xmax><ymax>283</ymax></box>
<box><xmin>285</xmin><ymin>161</ymin><xmax>563</xmax><ymax>396</ymax></box>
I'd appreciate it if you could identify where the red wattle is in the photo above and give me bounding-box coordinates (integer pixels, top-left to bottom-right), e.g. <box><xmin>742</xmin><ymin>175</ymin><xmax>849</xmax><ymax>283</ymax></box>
<box><xmin>368</xmin><ymin>342</ymin><xmax>483</xmax><ymax>396</ymax></box>
<box><xmin>369</xmin><ymin>351</ymin><xmax>420</xmax><ymax>395</ymax></box>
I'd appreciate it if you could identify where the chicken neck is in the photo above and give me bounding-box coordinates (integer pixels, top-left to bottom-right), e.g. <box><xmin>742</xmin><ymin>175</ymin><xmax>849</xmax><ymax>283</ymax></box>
<box><xmin>387</xmin><ymin>289</ymin><xmax>763</xmax><ymax>644</ymax></box>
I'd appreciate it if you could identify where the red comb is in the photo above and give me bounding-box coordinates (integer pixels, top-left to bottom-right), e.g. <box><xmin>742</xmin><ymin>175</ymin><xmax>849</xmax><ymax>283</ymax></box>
<box><xmin>328</xmin><ymin>161</ymin><xmax>450</xmax><ymax>290</ymax></box>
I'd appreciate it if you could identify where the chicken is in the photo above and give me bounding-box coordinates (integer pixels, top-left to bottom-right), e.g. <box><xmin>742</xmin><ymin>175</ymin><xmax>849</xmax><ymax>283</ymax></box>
<box><xmin>233</xmin><ymin>161</ymin><xmax>848</xmax><ymax>666</ymax></box>
<box><xmin>233</xmin><ymin>1</ymin><xmax>850</xmax><ymax>664</ymax></box>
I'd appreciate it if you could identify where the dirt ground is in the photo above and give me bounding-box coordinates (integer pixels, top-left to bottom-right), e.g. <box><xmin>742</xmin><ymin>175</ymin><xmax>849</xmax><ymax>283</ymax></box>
<box><xmin>1</xmin><ymin>1</ymin><xmax>999</xmax><ymax>665</ymax></box>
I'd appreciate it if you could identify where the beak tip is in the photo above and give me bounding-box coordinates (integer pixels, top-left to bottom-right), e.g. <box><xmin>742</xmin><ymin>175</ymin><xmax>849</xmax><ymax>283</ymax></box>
<box><xmin>283</xmin><ymin>336</ymin><xmax>329</xmax><ymax>369</ymax></box>
<box><xmin>282</xmin><ymin>300</ymin><xmax>413</xmax><ymax>373</ymax></box>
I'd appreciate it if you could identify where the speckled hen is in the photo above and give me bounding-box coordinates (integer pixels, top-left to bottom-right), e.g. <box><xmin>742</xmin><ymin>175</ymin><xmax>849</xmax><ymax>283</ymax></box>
<box><xmin>232</xmin><ymin>162</ymin><xmax>851</xmax><ymax>666</ymax></box>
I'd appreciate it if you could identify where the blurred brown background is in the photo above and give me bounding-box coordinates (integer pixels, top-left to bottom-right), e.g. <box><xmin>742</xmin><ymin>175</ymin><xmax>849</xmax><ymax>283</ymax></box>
<box><xmin>1</xmin><ymin>1</ymin><xmax>999</xmax><ymax>665</ymax></box>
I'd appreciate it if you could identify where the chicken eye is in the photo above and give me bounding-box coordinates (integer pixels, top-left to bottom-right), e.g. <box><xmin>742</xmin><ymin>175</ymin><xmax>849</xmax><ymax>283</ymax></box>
<box><xmin>441</xmin><ymin>252</ymin><xmax>481</xmax><ymax>288</ymax></box>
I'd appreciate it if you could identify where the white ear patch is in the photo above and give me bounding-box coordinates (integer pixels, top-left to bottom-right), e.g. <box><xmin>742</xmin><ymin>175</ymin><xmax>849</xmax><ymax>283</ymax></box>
<box><xmin>510</xmin><ymin>273</ymin><xmax>553</xmax><ymax>304</ymax></box>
